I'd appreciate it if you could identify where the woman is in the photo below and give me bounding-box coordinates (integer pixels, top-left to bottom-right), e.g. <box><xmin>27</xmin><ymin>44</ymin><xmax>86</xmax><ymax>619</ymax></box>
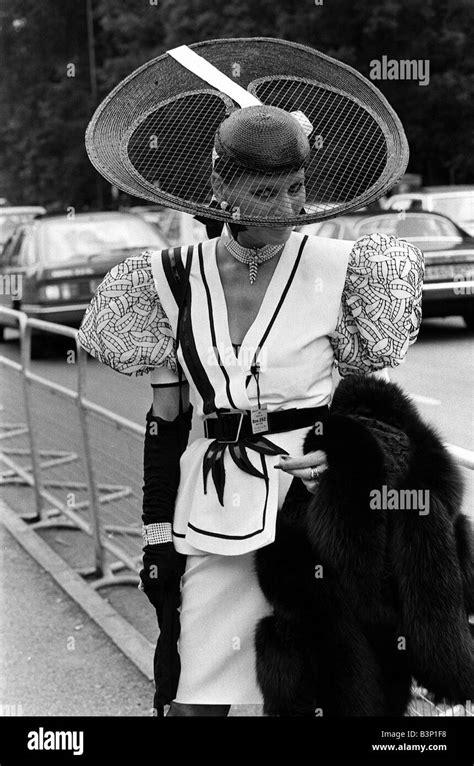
<box><xmin>78</xmin><ymin>39</ymin><xmax>424</xmax><ymax>716</ymax></box>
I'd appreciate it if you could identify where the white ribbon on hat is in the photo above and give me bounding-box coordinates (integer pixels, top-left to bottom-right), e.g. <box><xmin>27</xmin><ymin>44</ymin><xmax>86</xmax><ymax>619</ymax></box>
<box><xmin>168</xmin><ymin>45</ymin><xmax>314</xmax><ymax>142</ymax></box>
<box><xmin>168</xmin><ymin>45</ymin><xmax>262</xmax><ymax>107</ymax></box>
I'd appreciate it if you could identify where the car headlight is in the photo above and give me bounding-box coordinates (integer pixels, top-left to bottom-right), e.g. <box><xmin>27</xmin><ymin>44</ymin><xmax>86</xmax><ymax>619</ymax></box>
<box><xmin>41</xmin><ymin>284</ymin><xmax>61</xmax><ymax>300</ymax></box>
<box><xmin>39</xmin><ymin>282</ymin><xmax>82</xmax><ymax>301</ymax></box>
<box><xmin>60</xmin><ymin>283</ymin><xmax>73</xmax><ymax>300</ymax></box>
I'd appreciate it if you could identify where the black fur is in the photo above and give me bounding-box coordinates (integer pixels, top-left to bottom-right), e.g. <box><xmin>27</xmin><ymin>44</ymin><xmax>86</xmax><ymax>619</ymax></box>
<box><xmin>255</xmin><ymin>376</ymin><xmax>474</xmax><ymax>716</ymax></box>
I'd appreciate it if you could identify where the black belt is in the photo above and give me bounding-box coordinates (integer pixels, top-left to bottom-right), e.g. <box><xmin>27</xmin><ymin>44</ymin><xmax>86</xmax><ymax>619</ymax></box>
<box><xmin>203</xmin><ymin>405</ymin><xmax>329</xmax><ymax>443</ymax></box>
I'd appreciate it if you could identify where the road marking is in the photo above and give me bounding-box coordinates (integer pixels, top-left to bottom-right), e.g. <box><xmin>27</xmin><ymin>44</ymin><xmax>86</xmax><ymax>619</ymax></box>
<box><xmin>409</xmin><ymin>393</ymin><xmax>441</xmax><ymax>406</ymax></box>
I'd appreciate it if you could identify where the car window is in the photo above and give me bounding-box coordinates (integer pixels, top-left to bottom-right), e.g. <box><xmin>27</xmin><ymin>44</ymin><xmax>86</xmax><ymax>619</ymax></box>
<box><xmin>316</xmin><ymin>222</ymin><xmax>343</xmax><ymax>238</ymax></box>
<box><xmin>356</xmin><ymin>217</ymin><xmax>399</xmax><ymax>237</ymax></box>
<box><xmin>355</xmin><ymin>215</ymin><xmax>462</xmax><ymax>244</ymax></box>
<box><xmin>0</xmin><ymin>216</ymin><xmax>20</xmax><ymax>247</ymax></box>
<box><xmin>396</xmin><ymin>216</ymin><xmax>460</xmax><ymax>239</ymax></box>
<box><xmin>20</xmin><ymin>230</ymin><xmax>36</xmax><ymax>266</ymax></box>
<box><xmin>5</xmin><ymin>229</ymin><xmax>26</xmax><ymax>266</ymax></box>
<box><xmin>38</xmin><ymin>216</ymin><xmax>168</xmax><ymax>263</ymax></box>
<box><xmin>0</xmin><ymin>209</ymin><xmax>44</xmax><ymax>246</ymax></box>
<box><xmin>431</xmin><ymin>196</ymin><xmax>474</xmax><ymax>221</ymax></box>
<box><xmin>0</xmin><ymin>233</ymin><xmax>18</xmax><ymax>264</ymax></box>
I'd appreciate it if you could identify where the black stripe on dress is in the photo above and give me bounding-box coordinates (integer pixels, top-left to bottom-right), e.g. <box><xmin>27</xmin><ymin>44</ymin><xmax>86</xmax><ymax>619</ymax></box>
<box><xmin>198</xmin><ymin>243</ymin><xmax>238</xmax><ymax>411</ymax></box>
<box><xmin>177</xmin><ymin>246</ymin><xmax>217</xmax><ymax>415</ymax></box>
<box><xmin>161</xmin><ymin>244</ymin><xmax>216</xmax><ymax>414</ymax></box>
<box><xmin>245</xmin><ymin>234</ymin><xmax>308</xmax><ymax>388</ymax></box>
<box><xmin>171</xmin><ymin>245</ymin><xmax>186</xmax><ymax>284</ymax></box>
<box><xmin>161</xmin><ymin>247</ymin><xmax>182</xmax><ymax>306</ymax></box>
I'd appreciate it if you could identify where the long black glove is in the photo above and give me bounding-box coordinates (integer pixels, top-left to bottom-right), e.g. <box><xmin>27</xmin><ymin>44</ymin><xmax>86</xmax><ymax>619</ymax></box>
<box><xmin>138</xmin><ymin>403</ymin><xmax>192</xmax><ymax>714</ymax></box>
<box><xmin>140</xmin><ymin>543</ymin><xmax>186</xmax><ymax>610</ymax></box>
<box><xmin>140</xmin><ymin>543</ymin><xmax>186</xmax><ymax>715</ymax></box>
<box><xmin>141</xmin><ymin>404</ymin><xmax>193</xmax><ymax>527</ymax></box>
<box><xmin>139</xmin><ymin>402</ymin><xmax>192</xmax><ymax>612</ymax></box>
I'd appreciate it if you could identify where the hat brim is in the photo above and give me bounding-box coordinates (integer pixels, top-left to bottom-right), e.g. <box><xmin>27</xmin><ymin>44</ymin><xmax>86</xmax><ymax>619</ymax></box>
<box><xmin>86</xmin><ymin>37</ymin><xmax>409</xmax><ymax>227</ymax></box>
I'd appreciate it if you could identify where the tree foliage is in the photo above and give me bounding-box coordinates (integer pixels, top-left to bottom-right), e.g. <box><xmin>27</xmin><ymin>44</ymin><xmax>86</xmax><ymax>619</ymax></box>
<box><xmin>0</xmin><ymin>0</ymin><xmax>472</xmax><ymax>209</ymax></box>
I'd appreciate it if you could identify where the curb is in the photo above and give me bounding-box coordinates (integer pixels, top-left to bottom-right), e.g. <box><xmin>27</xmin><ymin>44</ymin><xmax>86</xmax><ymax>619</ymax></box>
<box><xmin>0</xmin><ymin>498</ymin><xmax>155</xmax><ymax>682</ymax></box>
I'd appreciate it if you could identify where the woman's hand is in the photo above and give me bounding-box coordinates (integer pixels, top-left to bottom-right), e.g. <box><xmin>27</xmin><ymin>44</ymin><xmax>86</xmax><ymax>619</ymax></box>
<box><xmin>275</xmin><ymin>450</ymin><xmax>328</xmax><ymax>495</ymax></box>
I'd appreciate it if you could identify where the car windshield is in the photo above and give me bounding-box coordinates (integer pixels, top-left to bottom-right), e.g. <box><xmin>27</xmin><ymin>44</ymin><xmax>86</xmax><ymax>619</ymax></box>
<box><xmin>39</xmin><ymin>216</ymin><xmax>166</xmax><ymax>262</ymax></box>
<box><xmin>0</xmin><ymin>211</ymin><xmax>43</xmax><ymax>246</ymax></box>
<box><xmin>431</xmin><ymin>196</ymin><xmax>474</xmax><ymax>221</ymax></box>
<box><xmin>356</xmin><ymin>215</ymin><xmax>461</xmax><ymax>242</ymax></box>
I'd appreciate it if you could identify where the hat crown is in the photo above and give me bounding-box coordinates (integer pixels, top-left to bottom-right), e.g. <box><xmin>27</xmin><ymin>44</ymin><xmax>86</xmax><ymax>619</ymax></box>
<box><xmin>214</xmin><ymin>105</ymin><xmax>311</xmax><ymax>172</ymax></box>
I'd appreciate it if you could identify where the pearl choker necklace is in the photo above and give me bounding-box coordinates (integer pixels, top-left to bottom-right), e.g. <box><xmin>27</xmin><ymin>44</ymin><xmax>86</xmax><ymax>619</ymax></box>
<box><xmin>224</xmin><ymin>237</ymin><xmax>285</xmax><ymax>284</ymax></box>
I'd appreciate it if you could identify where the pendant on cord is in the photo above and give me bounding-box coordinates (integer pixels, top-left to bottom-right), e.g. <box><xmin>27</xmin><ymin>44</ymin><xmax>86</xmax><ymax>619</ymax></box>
<box><xmin>248</xmin><ymin>253</ymin><xmax>259</xmax><ymax>285</ymax></box>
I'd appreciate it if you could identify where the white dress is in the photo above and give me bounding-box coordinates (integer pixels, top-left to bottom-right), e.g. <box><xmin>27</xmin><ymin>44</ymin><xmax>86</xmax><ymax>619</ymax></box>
<box><xmin>78</xmin><ymin>231</ymin><xmax>424</xmax><ymax>704</ymax></box>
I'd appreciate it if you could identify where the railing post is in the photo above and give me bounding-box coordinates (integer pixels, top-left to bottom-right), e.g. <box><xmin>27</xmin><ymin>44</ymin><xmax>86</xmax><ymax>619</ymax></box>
<box><xmin>18</xmin><ymin>315</ymin><xmax>43</xmax><ymax>521</ymax></box>
<box><xmin>75</xmin><ymin>336</ymin><xmax>105</xmax><ymax>577</ymax></box>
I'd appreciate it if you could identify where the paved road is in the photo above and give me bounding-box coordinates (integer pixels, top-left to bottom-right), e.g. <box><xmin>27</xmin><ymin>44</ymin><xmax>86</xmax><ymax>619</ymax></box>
<box><xmin>0</xmin><ymin>523</ymin><xmax>154</xmax><ymax>717</ymax></box>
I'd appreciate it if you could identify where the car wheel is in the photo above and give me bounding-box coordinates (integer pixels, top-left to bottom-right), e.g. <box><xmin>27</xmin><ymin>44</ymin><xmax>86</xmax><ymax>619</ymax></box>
<box><xmin>463</xmin><ymin>313</ymin><xmax>474</xmax><ymax>330</ymax></box>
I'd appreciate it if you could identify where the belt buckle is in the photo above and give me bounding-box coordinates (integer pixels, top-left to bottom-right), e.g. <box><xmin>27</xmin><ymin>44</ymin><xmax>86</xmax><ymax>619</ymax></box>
<box><xmin>204</xmin><ymin>410</ymin><xmax>245</xmax><ymax>443</ymax></box>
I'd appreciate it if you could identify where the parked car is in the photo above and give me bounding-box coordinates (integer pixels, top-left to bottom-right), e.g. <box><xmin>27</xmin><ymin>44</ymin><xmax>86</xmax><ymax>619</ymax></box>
<box><xmin>384</xmin><ymin>186</ymin><xmax>474</xmax><ymax>236</ymax></box>
<box><xmin>0</xmin><ymin>206</ymin><xmax>46</xmax><ymax>255</ymax></box>
<box><xmin>0</xmin><ymin>211</ymin><xmax>168</xmax><ymax>339</ymax></box>
<box><xmin>127</xmin><ymin>205</ymin><xmax>207</xmax><ymax>245</ymax></box>
<box><xmin>298</xmin><ymin>211</ymin><xmax>474</xmax><ymax>328</ymax></box>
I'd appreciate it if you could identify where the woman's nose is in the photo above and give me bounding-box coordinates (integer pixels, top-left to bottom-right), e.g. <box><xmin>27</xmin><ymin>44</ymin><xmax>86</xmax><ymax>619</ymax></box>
<box><xmin>273</xmin><ymin>191</ymin><xmax>292</xmax><ymax>216</ymax></box>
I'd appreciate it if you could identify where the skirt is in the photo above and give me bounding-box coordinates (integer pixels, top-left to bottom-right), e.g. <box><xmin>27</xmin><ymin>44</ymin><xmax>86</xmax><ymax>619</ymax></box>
<box><xmin>174</xmin><ymin>551</ymin><xmax>273</xmax><ymax>704</ymax></box>
<box><xmin>174</xmin><ymin>430</ymin><xmax>306</xmax><ymax>705</ymax></box>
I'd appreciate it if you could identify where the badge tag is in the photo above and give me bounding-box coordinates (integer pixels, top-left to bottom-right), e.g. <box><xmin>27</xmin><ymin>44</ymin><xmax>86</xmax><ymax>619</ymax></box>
<box><xmin>250</xmin><ymin>405</ymin><xmax>269</xmax><ymax>435</ymax></box>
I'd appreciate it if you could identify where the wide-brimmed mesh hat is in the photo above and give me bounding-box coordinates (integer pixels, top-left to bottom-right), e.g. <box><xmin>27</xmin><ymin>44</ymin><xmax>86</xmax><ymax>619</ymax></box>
<box><xmin>86</xmin><ymin>37</ymin><xmax>409</xmax><ymax>227</ymax></box>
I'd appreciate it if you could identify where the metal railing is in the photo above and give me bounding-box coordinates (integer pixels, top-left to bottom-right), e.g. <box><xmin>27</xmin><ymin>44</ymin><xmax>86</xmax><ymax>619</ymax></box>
<box><xmin>0</xmin><ymin>306</ymin><xmax>144</xmax><ymax>587</ymax></box>
<box><xmin>0</xmin><ymin>305</ymin><xmax>472</xmax><ymax>716</ymax></box>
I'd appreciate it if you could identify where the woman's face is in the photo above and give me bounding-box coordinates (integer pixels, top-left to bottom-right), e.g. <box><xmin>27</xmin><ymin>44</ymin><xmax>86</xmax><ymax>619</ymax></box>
<box><xmin>215</xmin><ymin>167</ymin><xmax>306</xmax><ymax>223</ymax></box>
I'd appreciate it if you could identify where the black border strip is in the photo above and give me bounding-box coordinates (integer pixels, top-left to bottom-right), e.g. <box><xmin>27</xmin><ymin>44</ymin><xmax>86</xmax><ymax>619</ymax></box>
<box><xmin>151</xmin><ymin>381</ymin><xmax>183</xmax><ymax>388</ymax></box>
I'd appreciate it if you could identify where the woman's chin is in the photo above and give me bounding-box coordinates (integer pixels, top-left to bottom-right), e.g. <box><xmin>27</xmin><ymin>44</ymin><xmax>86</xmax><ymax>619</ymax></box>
<box><xmin>261</xmin><ymin>226</ymin><xmax>293</xmax><ymax>241</ymax></box>
<box><xmin>238</xmin><ymin>223</ymin><xmax>294</xmax><ymax>247</ymax></box>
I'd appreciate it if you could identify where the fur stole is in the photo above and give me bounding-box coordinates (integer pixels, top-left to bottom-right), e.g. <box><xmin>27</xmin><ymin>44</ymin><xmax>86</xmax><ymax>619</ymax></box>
<box><xmin>254</xmin><ymin>376</ymin><xmax>474</xmax><ymax>716</ymax></box>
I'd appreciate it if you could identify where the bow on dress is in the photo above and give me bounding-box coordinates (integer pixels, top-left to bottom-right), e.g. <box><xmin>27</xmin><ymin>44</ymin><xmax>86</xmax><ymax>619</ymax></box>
<box><xmin>202</xmin><ymin>435</ymin><xmax>289</xmax><ymax>506</ymax></box>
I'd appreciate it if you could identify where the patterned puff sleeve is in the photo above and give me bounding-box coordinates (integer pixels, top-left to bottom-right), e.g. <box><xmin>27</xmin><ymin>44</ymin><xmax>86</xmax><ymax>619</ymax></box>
<box><xmin>329</xmin><ymin>233</ymin><xmax>424</xmax><ymax>376</ymax></box>
<box><xmin>77</xmin><ymin>250</ymin><xmax>178</xmax><ymax>376</ymax></box>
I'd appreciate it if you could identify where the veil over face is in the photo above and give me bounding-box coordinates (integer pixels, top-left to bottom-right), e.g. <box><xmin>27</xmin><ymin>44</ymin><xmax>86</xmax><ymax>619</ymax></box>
<box><xmin>210</xmin><ymin>105</ymin><xmax>309</xmax><ymax>223</ymax></box>
<box><xmin>212</xmin><ymin>167</ymin><xmax>307</xmax><ymax>223</ymax></box>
